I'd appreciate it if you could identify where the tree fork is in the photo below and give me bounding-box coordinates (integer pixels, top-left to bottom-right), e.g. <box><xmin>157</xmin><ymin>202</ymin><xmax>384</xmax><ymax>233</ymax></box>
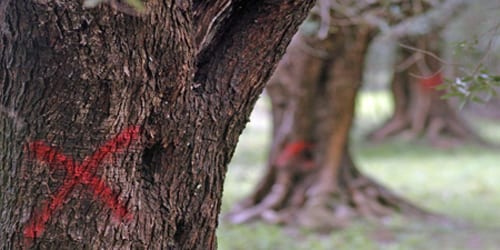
<box><xmin>0</xmin><ymin>0</ymin><xmax>314</xmax><ymax>248</ymax></box>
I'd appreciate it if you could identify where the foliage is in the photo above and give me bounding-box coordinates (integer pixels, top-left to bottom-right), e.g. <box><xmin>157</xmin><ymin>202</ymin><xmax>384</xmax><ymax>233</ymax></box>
<box><xmin>440</xmin><ymin>19</ymin><xmax>500</xmax><ymax>107</ymax></box>
<box><xmin>439</xmin><ymin>70</ymin><xmax>500</xmax><ymax>108</ymax></box>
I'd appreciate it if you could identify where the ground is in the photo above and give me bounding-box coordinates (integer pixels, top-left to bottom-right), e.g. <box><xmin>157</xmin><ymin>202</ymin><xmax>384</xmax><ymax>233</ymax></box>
<box><xmin>218</xmin><ymin>91</ymin><xmax>500</xmax><ymax>250</ymax></box>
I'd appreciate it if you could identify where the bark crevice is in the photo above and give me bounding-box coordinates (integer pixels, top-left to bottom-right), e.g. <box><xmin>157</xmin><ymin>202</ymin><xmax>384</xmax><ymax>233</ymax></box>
<box><xmin>0</xmin><ymin>1</ymin><xmax>315</xmax><ymax>248</ymax></box>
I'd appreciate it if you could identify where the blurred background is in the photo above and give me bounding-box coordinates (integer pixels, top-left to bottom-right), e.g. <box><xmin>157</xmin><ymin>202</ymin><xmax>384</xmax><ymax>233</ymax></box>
<box><xmin>218</xmin><ymin>0</ymin><xmax>500</xmax><ymax>249</ymax></box>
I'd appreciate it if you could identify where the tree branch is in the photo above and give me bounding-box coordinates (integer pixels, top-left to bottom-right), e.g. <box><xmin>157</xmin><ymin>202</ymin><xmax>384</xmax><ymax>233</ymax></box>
<box><xmin>193</xmin><ymin>0</ymin><xmax>233</xmax><ymax>54</ymax></box>
<box><xmin>378</xmin><ymin>0</ymin><xmax>469</xmax><ymax>40</ymax></box>
<box><xmin>194</xmin><ymin>0</ymin><xmax>314</xmax><ymax>98</ymax></box>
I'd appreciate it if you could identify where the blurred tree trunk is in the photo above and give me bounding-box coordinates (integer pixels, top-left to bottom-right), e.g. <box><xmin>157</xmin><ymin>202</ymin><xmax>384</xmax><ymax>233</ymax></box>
<box><xmin>226</xmin><ymin>0</ymin><xmax>466</xmax><ymax>231</ymax></box>
<box><xmin>0</xmin><ymin>1</ymin><xmax>314</xmax><ymax>248</ymax></box>
<box><xmin>368</xmin><ymin>35</ymin><xmax>485</xmax><ymax>147</ymax></box>
<box><xmin>227</xmin><ymin>28</ymin><xmax>430</xmax><ymax>230</ymax></box>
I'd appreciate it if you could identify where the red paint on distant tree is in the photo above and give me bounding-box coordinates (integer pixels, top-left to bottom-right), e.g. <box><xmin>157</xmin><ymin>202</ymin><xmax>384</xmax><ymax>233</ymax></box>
<box><xmin>24</xmin><ymin>126</ymin><xmax>140</xmax><ymax>239</ymax></box>
<box><xmin>419</xmin><ymin>73</ymin><xmax>443</xmax><ymax>91</ymax></box>
<box><xmin>275</xmin><ymin>141</ymin><xmax>313</xmax><ymax>168</ymax></box>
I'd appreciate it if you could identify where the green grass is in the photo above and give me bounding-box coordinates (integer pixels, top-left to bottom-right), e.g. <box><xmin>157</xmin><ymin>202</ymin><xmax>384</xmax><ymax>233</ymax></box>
<box><xmin>218</xmin><ymin>91</ymin><xmax>500</xmax><ymax>250</ymax></box>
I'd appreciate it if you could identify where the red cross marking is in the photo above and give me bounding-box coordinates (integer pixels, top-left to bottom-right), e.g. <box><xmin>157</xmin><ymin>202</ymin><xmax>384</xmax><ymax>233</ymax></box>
<box><xmin>23</xmin><ymin>125</ymin><xmax>140</xmax><ymax>239</ymax></box>
<box><xmin>275</xmin><ymin>140</ymin><xmax>314</xmax><ymax>169</ymax></box>
<box><xmin>419</xmin><ymin>72</ymin><xmax>443</xmax><ymax>91</ymax></box>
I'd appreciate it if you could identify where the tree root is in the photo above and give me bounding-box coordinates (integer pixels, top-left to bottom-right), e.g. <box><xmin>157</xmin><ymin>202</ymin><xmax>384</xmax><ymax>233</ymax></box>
<box><xmin>368</xmin><ymin>113</ymin><xmax>489</xmax><ymax>148</ymax></box>
<box><xmin>226</xmin><ymin>154</ymin><xmax>443</xmax><ymax>231</ymax></box>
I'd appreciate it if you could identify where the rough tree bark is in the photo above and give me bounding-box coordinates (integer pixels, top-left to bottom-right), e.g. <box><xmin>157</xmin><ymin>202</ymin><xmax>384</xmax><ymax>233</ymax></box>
<box><xmin>0</xmin><ymin>0</ymin><xmax>314</xmax><ymax>249</ymax></box>
<box><xmin>368</xmin><ymin>35</ymin><xmax>485</xmax><ymax>147</ymax></box>
<box><xmin>227</xmin><ymin>27</ymin><xmax>430</xmax><ymax>231</ymax></box>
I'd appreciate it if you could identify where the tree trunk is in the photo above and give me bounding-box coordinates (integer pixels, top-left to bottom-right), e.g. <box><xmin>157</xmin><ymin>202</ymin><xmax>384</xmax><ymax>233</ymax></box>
<box><xmin>227</xmin><ymin>27</ymin><xmax>430</xmax><ymax>231</ymax></box>
<box><xmin>0</xmin><ymin>1</ymin><xmax>314</xmax><ymax>249</ymax></box>
<box><xmin>368</xmin><ymin>35</ymin><xmax>485</xmax><ymax>148</ymax></box>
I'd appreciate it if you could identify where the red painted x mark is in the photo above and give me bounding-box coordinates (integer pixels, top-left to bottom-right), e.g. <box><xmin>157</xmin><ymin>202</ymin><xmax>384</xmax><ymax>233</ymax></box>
<box><xmin>23</xmin><ymin>126</ymin><xmax>140</xmax><ymax>239</ymax></box>
<box><xmin>419</xmin><ymin>72</ymin><xmax>443</xmax><ymax>91</ymax></box>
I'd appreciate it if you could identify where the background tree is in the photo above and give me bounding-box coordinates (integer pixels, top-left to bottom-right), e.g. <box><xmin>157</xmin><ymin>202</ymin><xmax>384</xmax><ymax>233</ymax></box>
<box><xmin>446</xmin><ymin>2</ymin><xmax>500</xmax><ymax>119</ymax></box>
<box><xmin>227</xmin><ymin>0</ymin><xmax>466</xmax><ymax>230</ymax></box>
<box><xmin>368</xmin><ymin>35</ymin><xmax>485</xmax><ymax>147</ymax></box>
<box><xmin>369</xmin><ymin>0</ymin><xmax>500</xmax><ymax>146</ymax></box>
<box><xmin>0</xmin><ymin>0</ymin><xmax>314</xmax><ymax>249</ymax></box>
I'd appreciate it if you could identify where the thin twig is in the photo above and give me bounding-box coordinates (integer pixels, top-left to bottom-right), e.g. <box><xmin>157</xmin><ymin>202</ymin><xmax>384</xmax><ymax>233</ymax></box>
<box><xmin>398</xmin><ymin>42</ymin><xmax>450</xmax><ymax>79</ymax></box>
<box><xmin>398</xmin><ymin>42</ymin><xmax>449</xmax><ymax>65</ymax></box>
<box><xmin>395</xmin><ymin>52</ymin><xmax>421</xmax><ymax>72</ymax></box>
<box><xmin>470</xmin><ymin>23</ymin><xmax>500</xmax><ymax>76</ymax></box>
<box><xmin>409</xmin><ymin>65</ymin><xmax>445</xmax><ymax>80</ymax></box>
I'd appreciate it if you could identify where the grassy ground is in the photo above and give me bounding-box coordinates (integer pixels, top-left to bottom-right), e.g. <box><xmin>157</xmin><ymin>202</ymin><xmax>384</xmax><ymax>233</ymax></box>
<box><xmin>218</xmin><ymin>91</ymin><xmax>500</xmax><ymax>250</ymax></box>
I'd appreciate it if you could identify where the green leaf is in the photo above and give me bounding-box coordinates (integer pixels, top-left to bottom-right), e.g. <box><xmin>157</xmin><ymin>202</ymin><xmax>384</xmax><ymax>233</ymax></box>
<box><xmin>126</xmin><ymin>0</ymin><xmax>145</xmax><ymax>12</ymax></box>
<box><xmin>435</xmin><ymin>84</ymin><xmax>447</xmax><ymax>91</ymax></box>
<box><xmin>461</xmin><ymin>76</ymin><xmax>473</xmax><ymax>82</ymax></box>
<box><xmin>441</xmin><ymin>92</ymin><xmax>462</xmax><ymax>99</ymax></box>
